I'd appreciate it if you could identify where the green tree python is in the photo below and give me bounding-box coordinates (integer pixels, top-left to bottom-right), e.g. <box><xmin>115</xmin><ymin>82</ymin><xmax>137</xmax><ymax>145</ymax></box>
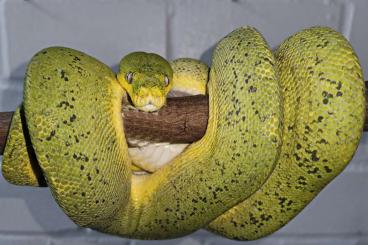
<box><xmin>1</xmin><ymin>26</ymin><xmax>365</xmax><ymax>240</ymax></box>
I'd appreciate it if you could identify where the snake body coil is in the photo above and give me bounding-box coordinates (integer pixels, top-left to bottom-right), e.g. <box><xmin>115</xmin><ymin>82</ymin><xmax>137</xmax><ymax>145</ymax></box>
<box><xmin>2</xmin><ymin>26</ymin><xmax>365</xmax><ymax>240</ymax></box>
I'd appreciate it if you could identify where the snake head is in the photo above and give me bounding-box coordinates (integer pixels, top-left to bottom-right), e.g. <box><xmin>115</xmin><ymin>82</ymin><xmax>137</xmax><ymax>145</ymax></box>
<box><xmin>117</xmin><ymin>52</ymin><xmax>173</xmax><ymax>112</ymax></box>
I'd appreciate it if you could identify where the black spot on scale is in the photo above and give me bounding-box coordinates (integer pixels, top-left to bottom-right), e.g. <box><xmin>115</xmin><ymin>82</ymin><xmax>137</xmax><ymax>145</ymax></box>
<box><xmin>326</xmin><ymin>78</ymin><xmax>337</xmax><ymax>85</ymax></box>
<box><xmin>59</xmin><ymin>69</ymin><xmax>66</xmax><ymax>79</ymax></box>
<box><xmin>294</xmin><ymin>153</ymin><xmax>301</xmax><ymax>161</ymax></box>
<box><xmin>307</xmin><ymin>167</ymin><xmax>320</xmax><ymax>174</ymax></box>
<box><xmin>304</xmin><ymin>125</ymin><xmax>312</xmax><ymax>133</ymax></box>
<box><xmin>297</xmin><ymin>176</ymin><xmax>307</xmax><ymax>185</ymax></box>
<box><xmin>322</xmin><ymin>91</ymin><xmax>333</xmax><ymax>98</ymax></box>
<box><xmin>315</xmin><ymin>56</ymin><xmax>323</xmax><ymax>65</ymax></box>
<box><xmin>73</xmin><ymin>56</ymin><xmax>81</xmax><ymax>62</ymax></box>
<box><xmin>57</xmin><ymin>101</ymin><xmax>70</xmax><ymax>109</ymax></box>
<box><xmin>317</xmin><ymin>138</ymin><xmax>328</xmax><ymax>144</ymax></box>
<box><xmin>260</xmin><ymin>214</ymin><xmax>273</xmax><ymax>222</ymax></box>
<box><xmin>230</xmin><ymin>220</ymin><xmax>238</xmax><ymax>227</ymax></box>
<box><xmin>70</xmin><ymin>114</ymin><xmax>77</xmax><ymax>122</ymax></box>
<box><xmin>336</xmin><ymin>91</ymin><xmax>343</xmax><ymax>97</ymax></box>
<box><xmin>324</xmin><ymin>166</ymin><xmax>333</xmax><ymax>173</ymax></box>
<box><xmin>310</xmin><ymin>150</ymin><xmax>319</xmax><ymax>162</ymax></box>
<box><xmin>248</xmin><ymin>86</ymin><xmax>257</xmax><ymax>93</ymax></box>
<box><xmin>46</xmin><ymin>130</ymin><xmax>56</xmax><ymax>141</ymax></box>
<box><xmin>336</xmin><ymin>81</ymin><xmax>342</xmax><ymax>90</ymax></box>
<box><xmin>316</xmin><ymin>40</ymin><xmax>329</xmax><ymax>48</ymax></box>
<box><xmin>73</xmin><ymin>153</ymin><xmax>89</xmax><ymax>162</ymax></box>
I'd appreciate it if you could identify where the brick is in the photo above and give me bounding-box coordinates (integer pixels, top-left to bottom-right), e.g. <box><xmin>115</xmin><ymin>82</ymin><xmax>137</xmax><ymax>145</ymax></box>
<box><xmin>0</xmin><ymin>236</ymin><xmax>48</xmax><ymax>245</ymax></box>
<box><xmin>169</xmin><ymin>0</ymin><xmax>342</xmax><ymax>64</ymax></box>
<box><xmin>0</xmin><ymin>79</ymin><xmax>23</xmax><ymax>111</ymax></box>
<box><xmin>0</xmin><ymin>162</ymin><xmax>367</xmax><ymax>241</ymax></box>
<box><xmin>5</xmin><ymin>0</ymin><xmax>167</xmax><ymax>79</ymax></box>
<box><xmin>275</xmin><ymin>171</ymin><xmax>368</xmax><ymax>235</ymax></box>
<box><xmin>357</xmin><ymin>238</ymin><xmax>368</xmax><ymax>245</ymax></box>
<box><xmin>349</xmin><ymin>0</ymin><xmax>368</xmax><ymax>80</ymax></box>
<box><xmin>345</xmin><ymin>133</ymin><xmax>368</xmax><ymax>172</ymax></box>
<box><xmin>282</xmin><ymin>237</ymin><xmax>362</xmax><ymax>245</ymax></box>
<box><xmin>206</xmin><ymin>236</ymin><xmax>283</xmax><ymax>245</ymax></box>
<box><xmin>49</xmin><ymin>237</ymin><xmax>130</xmax><ymax>245</ymax></box>
<box><xmin>0</xmin><ymin>0</ymin><xmax>6</xmax><ymax>79</ymax></box>
<box><xmin>1</xmin><ymin>1</ymin><xmax>368</xmax><ymax>243</ymax></box>
<box><xmin>0</xmin><ymin>168</ymin><xmax>78</xmax><ymax>232</ymax></box>
<box><xmin>134</xmin><ymin>237</ymin><xmax>202</xmax><ymax>245</ymax></box>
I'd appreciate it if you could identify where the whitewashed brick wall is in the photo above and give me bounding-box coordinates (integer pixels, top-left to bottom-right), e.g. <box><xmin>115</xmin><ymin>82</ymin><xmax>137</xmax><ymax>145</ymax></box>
<box><xmin>0</xmin><ymin>0</ymin><xmax>367</xmax><ymax>244</ymax></box>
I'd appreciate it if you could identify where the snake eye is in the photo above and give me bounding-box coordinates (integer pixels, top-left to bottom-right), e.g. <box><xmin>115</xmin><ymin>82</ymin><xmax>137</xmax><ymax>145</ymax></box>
<box><xmin>126</xmin><ymin>72</ymin><xmax>133</xmax><ymax>84</ymax></box>
<box><xmin>164</xmin><ymin>75</ymin><xmax>170</xmax><ymax>86</ymax></box>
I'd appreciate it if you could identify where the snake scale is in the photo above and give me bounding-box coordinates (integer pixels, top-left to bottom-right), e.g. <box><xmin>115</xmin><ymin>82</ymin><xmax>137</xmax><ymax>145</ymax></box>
<box><xmin>1</xmin><ymin>26</ymin><xmax>365</xmax><ymax>240</ymax></box>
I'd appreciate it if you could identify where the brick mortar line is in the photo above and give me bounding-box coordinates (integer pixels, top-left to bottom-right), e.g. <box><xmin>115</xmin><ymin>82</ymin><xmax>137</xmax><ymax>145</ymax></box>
<box><xmin>346</xmin><ymin>163</ymin><xmax>368</xmax><ymax>173</ymax></box>
<box><xmin>338</xmin><ymin>0</ymin><xmax>355</xmax><ymax>40</ymax></box>
<box><xmin>164</xmin><ymin>0</ymin><xmax>174</xmax><ymax>60</ymax></box>
<box><xmin>0</xmin><ymin>80</ymin><xmax>23</xmax><ymax>90</ymax></box>
<box><xmin>0</xmin><ymin>229</ymin><xmax>366</xmax><ymax>239</ymax></box>
<box><xmin>0</xmin><ymin>0</ymin><xmax>10</xmax><ymax>78</ymax></box>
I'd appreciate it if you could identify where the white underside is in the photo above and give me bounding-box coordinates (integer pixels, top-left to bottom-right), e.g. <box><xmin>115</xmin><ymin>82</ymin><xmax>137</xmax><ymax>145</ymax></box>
<box><xmin>129</xmin><ymin>91</ymin><xmax>191</xmax><ymax>173</ymax></box>
<box><xmin>138</xmin><ymin>104</ymin><xmax>159</xmax><ymax>112</ymax></box>
<box><xmin>129</xmin><ymin>143</ymin><xmax>188</xmax><ymax>173</ymax></box>
<box><xmin>129</xmin><ymin>64</ymin><xmax>207</xmax><ymax>173</ymax></box>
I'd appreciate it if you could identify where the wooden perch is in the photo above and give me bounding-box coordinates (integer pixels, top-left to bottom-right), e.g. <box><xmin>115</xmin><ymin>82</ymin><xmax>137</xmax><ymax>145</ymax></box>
<box><xmin>0</xmin><ymin>81</ymin><xmax>367</xmax><ymax>155</ymax></box>
<box><xmin>0</xmin><ymin>95</ymin><xmax>208</xmax><ymax>155</ymax></box>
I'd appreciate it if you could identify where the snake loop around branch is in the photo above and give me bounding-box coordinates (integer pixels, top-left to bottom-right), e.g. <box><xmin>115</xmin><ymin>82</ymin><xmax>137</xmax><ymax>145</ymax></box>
<box><xmin>2</xmin><ymin>26</ymin><xmax>365</xmax><ymax>240</ymax></box>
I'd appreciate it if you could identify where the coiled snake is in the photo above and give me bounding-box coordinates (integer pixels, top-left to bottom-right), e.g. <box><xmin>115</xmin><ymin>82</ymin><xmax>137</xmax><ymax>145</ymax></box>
<box><xmin>1</xmin><ymin>26</ymin><xmax>365</xmax><ymax>240</ymax></box>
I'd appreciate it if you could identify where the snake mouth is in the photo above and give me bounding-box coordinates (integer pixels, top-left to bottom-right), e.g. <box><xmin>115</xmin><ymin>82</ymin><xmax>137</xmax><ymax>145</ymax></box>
<box><xmin>131</xmin><ymin>95</ymin><xmax>166</xmax><ymax>112</ymax></box>
<box><xmin>137</xmin><ymin>104</ymin><xmax>159</xmax><ymax>112</ymax></box>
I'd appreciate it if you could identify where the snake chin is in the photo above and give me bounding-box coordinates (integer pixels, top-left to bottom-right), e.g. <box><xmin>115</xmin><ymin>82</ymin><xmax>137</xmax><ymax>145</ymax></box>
<box><xmin>131</xmin><ymin>93</ymin><xmax>165</xmax><ymax>112</ymax></box>
<box><xmin>138</xmin><ymin>104</ymin><xmax>160</xmax><ymax>112</ymax></box>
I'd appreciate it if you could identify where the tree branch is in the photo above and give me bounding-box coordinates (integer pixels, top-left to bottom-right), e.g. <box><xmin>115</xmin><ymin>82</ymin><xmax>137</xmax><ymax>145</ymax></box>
<box><xmin>0</xmin><ymin>81</ymin><xmax>367</xmax><ymax>155</ymax></box>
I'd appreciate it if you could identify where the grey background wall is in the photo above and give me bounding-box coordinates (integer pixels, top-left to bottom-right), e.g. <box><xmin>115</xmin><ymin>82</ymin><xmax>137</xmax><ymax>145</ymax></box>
<box><xmin>0</xmin><ymin>0</ymin><xmax>367</xmax><ymax>244</ymax></box>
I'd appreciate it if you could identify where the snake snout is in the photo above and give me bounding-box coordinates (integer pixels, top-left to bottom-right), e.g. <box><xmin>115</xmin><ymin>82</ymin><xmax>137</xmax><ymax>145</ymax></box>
<box><xmin>132</xmin><ymin>88</ymin><xmax>166</xmax><ymax>112</ymax></box>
